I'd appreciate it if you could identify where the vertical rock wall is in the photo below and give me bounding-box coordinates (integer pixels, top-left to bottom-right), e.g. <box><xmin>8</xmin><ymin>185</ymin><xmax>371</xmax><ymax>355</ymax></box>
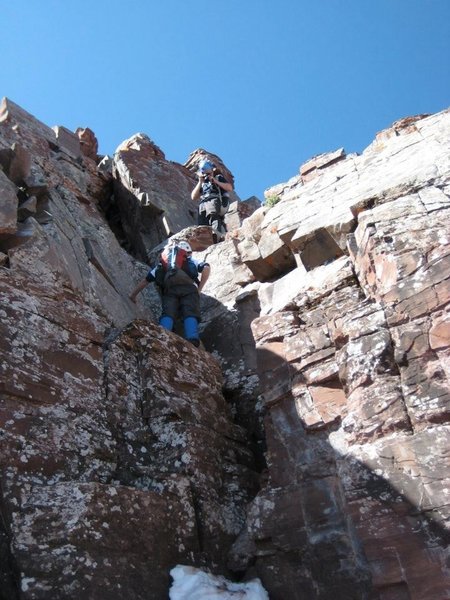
<box><xmin>214</xmin><ymin>110</ymin><xmax>449</xmax><ymax>600</ymax></box>
<box><xmin>0</xmin><ymin>99</ymin><xmax>258</xmax><ymax>599</ymax></box>
<box><xmin>1</xmin><ymin>97</ymin><xmax>449</xmax><ymax>599</ymax></box>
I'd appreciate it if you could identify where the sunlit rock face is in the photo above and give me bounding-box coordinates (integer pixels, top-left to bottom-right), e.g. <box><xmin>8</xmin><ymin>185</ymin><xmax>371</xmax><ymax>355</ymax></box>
<box><xmin>0</xmin><ymin>98</ymin><xmax>449</xmax><ymax>600</ymax></box>
<box><xmin>226</xmin><ymin>109</ymin><xmax>450</xmax><ymax>600</ymax></box>
<box><xmin>0</xmin><ymin>97</ymin><xmax>148</xmax><ymax>330</ymax></box>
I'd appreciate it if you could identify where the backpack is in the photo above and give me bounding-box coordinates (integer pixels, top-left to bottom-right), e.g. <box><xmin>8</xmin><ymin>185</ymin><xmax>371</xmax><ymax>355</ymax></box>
<box><xmin>154</xmin><ymin>245</ymin><xmax>198</xmax><ymax>288</ymax></box>
<box><xmin>161</xmin><ymin>244</ymin><xmax>188</xmax><ymax>272</ymax></box>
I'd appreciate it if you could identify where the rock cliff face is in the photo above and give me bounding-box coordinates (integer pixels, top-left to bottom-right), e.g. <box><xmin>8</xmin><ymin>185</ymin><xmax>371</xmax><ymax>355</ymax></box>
<box><xmin>0</xmin><ymin>98</ymin><xmax>449</xmax><ymax>599</ymax></box>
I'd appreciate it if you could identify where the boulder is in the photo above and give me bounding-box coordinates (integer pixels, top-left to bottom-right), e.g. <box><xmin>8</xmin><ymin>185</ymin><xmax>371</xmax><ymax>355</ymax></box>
<box><xmin>76</xmin><ymin>126</ymin><xmax>99</xmax><ymax>160</ymax></box>
<box><xmin>112</xmin><ymin>133</ymin><xmax>199</xmax><ymax>259</ymax></box>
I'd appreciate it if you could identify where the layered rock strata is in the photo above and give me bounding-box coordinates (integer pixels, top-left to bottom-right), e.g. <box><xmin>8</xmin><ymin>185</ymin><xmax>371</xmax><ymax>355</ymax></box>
<box><xmin>0</xmin><ymin>98</ymin><xmax>449</xmax><ymax>600</ymax></box>
<box><xmin>0</xmin><ymin>98</ymin><xmax>258</xmax><ymax>599</ymax></box>
<box><xmin>219</xmin><ymin>109</ymin><xmax>450</xmax><ymax>600</ymax></box>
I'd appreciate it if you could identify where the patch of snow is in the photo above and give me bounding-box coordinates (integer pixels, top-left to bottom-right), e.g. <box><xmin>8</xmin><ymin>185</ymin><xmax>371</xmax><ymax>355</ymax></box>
<box><xmin>21</xmin><ymin>577</ymin><xmax>36</xmax><ymax>592</ymax></box>
<box><xmin>169</xmin><ymin>565</ymin><xmax>269</xmax><ymax>599</ymax></box>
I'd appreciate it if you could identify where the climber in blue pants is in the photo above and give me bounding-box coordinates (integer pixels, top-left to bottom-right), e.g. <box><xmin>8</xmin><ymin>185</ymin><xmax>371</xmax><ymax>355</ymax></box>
<box><xmin>129</xmin><ymin>240</ymin><xmax>210</xmax><ymax>347</ymax></box>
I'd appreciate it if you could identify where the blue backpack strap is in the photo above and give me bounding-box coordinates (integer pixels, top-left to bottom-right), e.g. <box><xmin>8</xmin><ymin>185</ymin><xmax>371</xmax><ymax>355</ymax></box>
<box><xmin>154</xmin><ymin>263</ymin><xmax>165</xmax><ymax>287</ymax></box>
<box><xmin>185</xmin><ymin>257</ymin><xmax>199</xmax><ymax>282</ymax></box>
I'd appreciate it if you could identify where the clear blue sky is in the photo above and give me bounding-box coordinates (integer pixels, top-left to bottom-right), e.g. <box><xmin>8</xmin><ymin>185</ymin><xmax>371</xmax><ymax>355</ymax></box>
<box><xmin>1</xmin><ymin>1</ymin><xmax>449</xmax><ymax>200</ymax></box>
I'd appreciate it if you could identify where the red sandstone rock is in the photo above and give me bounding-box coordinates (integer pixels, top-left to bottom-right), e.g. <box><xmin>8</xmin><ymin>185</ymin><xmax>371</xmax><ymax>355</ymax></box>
<box><xmin>1</xmin><ymin>99</ymin><xmax>449</xmax><ymax>600</ymax></box>
<box><xmin>0</xmin><ymin>169</ymin><xmax>18</xmax><ymax>234</ymax></box>
<box><xmin>75</xmin><ymin>126</ymin><xmax>99</xmax><ymax>160</ymax></box>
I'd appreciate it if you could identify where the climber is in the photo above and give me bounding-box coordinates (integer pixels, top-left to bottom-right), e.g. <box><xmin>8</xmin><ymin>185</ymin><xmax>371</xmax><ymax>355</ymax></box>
<box><xmin>191</xmin><ymin>158</ymin><xmax>233</xmax><ymax>242</ymax></box>
<box><xmin>129</xmin><ymin>240</ymin><xmax>210</xmax><ymax>347</ymax></box>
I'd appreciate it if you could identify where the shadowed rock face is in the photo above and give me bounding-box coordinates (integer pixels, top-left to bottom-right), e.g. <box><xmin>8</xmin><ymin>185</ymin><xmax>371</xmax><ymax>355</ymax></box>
<box><xmin>0</xmin><ymin>98</ymin><xmax>449</xmax><ymax>599</ymax></box>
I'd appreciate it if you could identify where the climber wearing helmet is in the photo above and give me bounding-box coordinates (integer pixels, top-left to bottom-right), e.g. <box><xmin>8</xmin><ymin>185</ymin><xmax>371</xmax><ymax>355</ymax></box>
<box><xmin>129</xmin><ymin>240</ymin><xmax>210</xmax><ymax>347</ymax></box>
<box><xmin>191</xmin><ymin>158</ymin><xmax>233</xmax><ymax>242</ymax></box>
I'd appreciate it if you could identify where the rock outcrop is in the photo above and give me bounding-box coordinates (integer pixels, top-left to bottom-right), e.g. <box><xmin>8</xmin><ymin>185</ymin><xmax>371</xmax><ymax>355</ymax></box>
<box><xmin>0</xmin><ymin>97</ymin><xmax>449</xmax><ymax>600</ymax></box>
<box><xmin>223</xmin><ymin>110</ymin><xmax>450</xmax><ymax>600</ymax></box>
<box><xmin>0</xmin><ymin>98</ymin><xmax>258</xmax><ymax>599</ymax></box>
<box><xmin>184</xmin><ymin>148</ymin><xmax>237</xmax><ymax>194</ymax></box>
<box><xmin>112</xmin><ymin>133</ymin><xmax>199</xmax><ymax>260</ymax></box>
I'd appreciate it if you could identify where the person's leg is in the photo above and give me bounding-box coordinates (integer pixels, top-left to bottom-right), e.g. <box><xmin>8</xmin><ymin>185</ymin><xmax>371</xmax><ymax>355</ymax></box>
<box><xmin>183</xmin><ymin>316</ymin><xmax>200</xmax><ymax>346</ymax></box>
<box><xmin>159</xmin><ymin>315</ymin><xmax>174</xmax><ymax>330</ymax></box>
<box><xmin>198</xmin><ymin>209</ymin><xmax>208</xmax><ymax>226</ymax></box>
<box><xmin>179</xmin><ymin>286</ymin><xmax>201</xmax><ymax>346</ymax></box>
<box><xmin>160</xmin><ymin>291</ymin><xmax>178</xmax><ymax>331</ymax></box>
<box><xmin>209</xmin><ymin>213</ymin><xmax>225</xmax><ymax>242</ymax></box>
<box><xmin>202</xmin><ymin>198</ymin><xmax>218</xmax><ymax>234</ymax></box>
<box><xmin>209</xmin><ymin>213</ymin><xmax>220</xmax><ymax>230</ymax></box>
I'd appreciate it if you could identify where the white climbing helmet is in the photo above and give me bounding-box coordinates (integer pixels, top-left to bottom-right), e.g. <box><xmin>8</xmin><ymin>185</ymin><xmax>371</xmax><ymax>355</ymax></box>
<box><xmin>199</xmin><ymin>158</ymin><xmax>214</xmax><ymax>173</ymax></box>
<box><xmin>177</xmin><ymin>240</ymin><xmax>192</xmax><ymax>253</ymax></box>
